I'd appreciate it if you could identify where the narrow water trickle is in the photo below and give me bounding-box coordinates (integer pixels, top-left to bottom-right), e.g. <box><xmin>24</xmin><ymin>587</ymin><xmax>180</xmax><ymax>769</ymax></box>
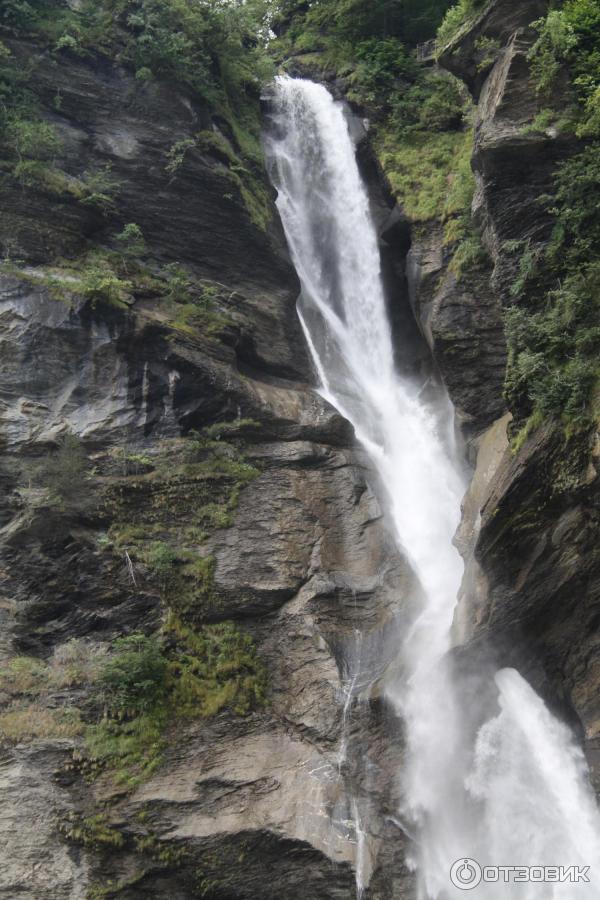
<box><xmin>338</xmin><ymin>629</ymin><xmax>362</xmax><ymax>775</ymax></box>
<box><xmin>265</xmin><ymin>76</ymin><xmax>600</xmax><ymax>899</ymax></box>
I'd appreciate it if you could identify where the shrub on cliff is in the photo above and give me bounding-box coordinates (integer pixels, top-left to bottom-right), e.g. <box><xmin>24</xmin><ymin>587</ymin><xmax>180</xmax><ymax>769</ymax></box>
<box><xmin>86</xmin><ymin>621</ymin><xmax>267</xmax><ymax>785</ymax></box>
<box><xmin>38</xmin><ymin>432</ymin><xmax>89</xmax><ymax>506</ymax></box>
<box><xmin>504</xmin><ymin>148</ymin><xmax>600</xmax><ymax>426</ymax></box>
<box><xmin>504</xmin><ymin>5</ymin><xmax>600</xmax><ymax>428</ymax></box>
<box><xmin>0</xmin><ymin>0</ymin><xmax>275</xmax><ymax>230</ymax></box>
<box><xmin>275</xmin><ymin>0</ymin><xmax>472</xmax><ymax>233</ymax></box>
<box><xmin>0</xmin><ymin>0</ymin><xmax>52</xmax><ymax>32</ymax></box>
<box><xmin>276</xmin><ymin>0</ymin><xmax>456</xmax><ymax>47</ymax></box>
<box><xmin>436</xmin><ymin>0</ymin><xmax>488</xmax><ymax>47</ymax></box>
<box><xmin>98</xmin><ymin>633</ymin><xmax>167</xmax><ymax>718</ymax></box>
<box><xmin>528</xmin><ymin>0</ymin><xmax>600</xmax><ymax>135</ymax></box>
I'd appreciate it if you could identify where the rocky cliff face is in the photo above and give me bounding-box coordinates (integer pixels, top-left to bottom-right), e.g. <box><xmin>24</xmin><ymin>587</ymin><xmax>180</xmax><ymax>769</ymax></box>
<box><xmin>0</xmin><ymin>36</ymin><xmax>414</xmax><ymax>900</ymax></box>
<box><xmin>431</xmin><ymin>0</ymin><xmax>600</xmax><ymax>793</ymax></box>
<box><xmin>3</xmin><ymin>1</ymin><xmax>600</xmax><ymax>897</ymax></box>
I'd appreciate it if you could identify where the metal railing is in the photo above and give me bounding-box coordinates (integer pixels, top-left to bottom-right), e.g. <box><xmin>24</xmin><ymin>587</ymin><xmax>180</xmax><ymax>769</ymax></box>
<box><xmin>416</xmin><ymin>39</ymin><xmax>438</xmax><ymax>63</ymax></box>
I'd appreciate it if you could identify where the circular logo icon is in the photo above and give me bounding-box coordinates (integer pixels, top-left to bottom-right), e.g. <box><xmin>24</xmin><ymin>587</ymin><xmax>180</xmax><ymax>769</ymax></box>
<box><xmin>450</xmin><ymin>858</ymin><xmax>483</xmax><ymax>891</ymax></box>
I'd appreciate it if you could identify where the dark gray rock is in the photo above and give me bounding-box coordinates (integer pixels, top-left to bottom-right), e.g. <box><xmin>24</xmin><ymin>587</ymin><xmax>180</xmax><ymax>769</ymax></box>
<box><xmin>443</xmin><ymin>0</ymin><xmax>600</xmax><ymax>801</ymax></box>
<box><xmin>0</xmin><ymin>39</ymin><xmax>414</xmax><ymax>900</ymax></box>
<box><xmin>439</xmin><ymin>0</ymin><xmax>548</xmax><ymax>99</ymax></box>
<box><xmin>407</xmin><ymin>226</ymin><xmax>507</xmax><ymax>438</ymax></box>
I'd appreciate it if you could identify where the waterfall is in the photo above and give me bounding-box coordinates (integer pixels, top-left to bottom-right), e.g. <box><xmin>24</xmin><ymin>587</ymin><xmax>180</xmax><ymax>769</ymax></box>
<box><xmin>265</xmin><ymin>75</ymin><xmax>600</xmax><ymax>899</ymax></box>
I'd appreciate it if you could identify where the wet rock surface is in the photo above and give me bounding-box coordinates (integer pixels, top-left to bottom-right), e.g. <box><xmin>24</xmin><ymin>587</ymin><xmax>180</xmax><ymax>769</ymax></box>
<box><xmin>444</xmin><ymin>0</ymin><xmax>600</xmax><ymax>801</ymax></box>
<box><xmin>3</xmin><ymin>2</ymin><xmax>600</xmax><ymax>897</ymax></box>
<box><xmin>0</xmin><ymin>36</ymin><xmax>413</xmax><ymax>900</ymax></box>
<box><xmin>407</xmin><ymin>225</ymin><xmax>506</xmax><ymax>438</ymax></box>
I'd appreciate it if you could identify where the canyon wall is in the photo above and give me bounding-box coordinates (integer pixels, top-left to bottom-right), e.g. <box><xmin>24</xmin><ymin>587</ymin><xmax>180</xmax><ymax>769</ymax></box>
<box><xmin>1</xmin><ymin>1</ymin><xmax>599</xmax><ymax>897</ymax></box>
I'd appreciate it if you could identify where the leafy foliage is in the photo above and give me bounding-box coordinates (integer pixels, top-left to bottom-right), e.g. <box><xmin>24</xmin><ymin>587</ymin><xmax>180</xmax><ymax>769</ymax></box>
<box><xmin>0</xmin><ymin>0</ymin><xmax>56</xmax><ymax>33</ymax></box>
<box><xmin>145</xmin><ymin>541</ymin><xmax>179</xmax><ymax>591</ymax></box>
<box><xmin>97</xmin><ymin>634</ymin><xmax>167</xmax><ymax>718</ymax></box>
<box><xmin>505</xmin><ymin>147</ymin><xmax>600</xmax><ymax>425</ymax></box>
<box><xmin>79</xmin><ymin>263</ymin><xmax>133</xmax><ymax>306</ymax></box>
<box><xmin>87</xmin><ymin>623</ymin><xmax>267</xmax><ymax>786</ymax></box>
<box><xmin>372</xmin><ymin>65</ymin><xmax>471</xmax><ymax>225</ymax></box>
<box><xmin>279</xmin><ymin>3</ymin><xmax>472</xmax><ymax>229</ymax></box>
<box><xmin>527</xmin><ymin>0</ymin><xmax>600</xmax><ymax>136</ymax></box>
<box><xmin>275</xmin><ymin>0</ymin><xmax>455</xmax><ymax>48</ymax></box>
<box><xmin>165</xmin><ymin>137</ymin><xmax>196</xmax><ymax>175</ymax></box>
<box><xmin>436</xmin><ymin>0</ymin><xmax>487</xmax><ymax>47</ymax></box>
<box><xmin>502</xmin><ymin>4</ymin><xmax>600</xmax><ymax>427</ymax></box>
<box><xmin>115</xmin><ymin>222</ymin><xmax>146</xmax><ymax>266</ymax></box>
<box><xmin>38</xmin><ymin>432</ymin><xmax>88</xmax><ymax>504</ymax></box>
<box><xmin>346</xmin><ymin>37</ymin><xmax>417</xmax><ymax>114</ymax></box>
<box><xmin>166</xmin><ymin>617</ymin><xmax>268</xmax><ymax>717</ymax></box>
<box><xmin>0</xmin><ymin>0</ymin><xmax>274</xmax><ymax>233</ymax></box>
<box><xmin>5</xmin><ymin>114</ymin><xmax>60</xmax><ymax>162</ymax></box>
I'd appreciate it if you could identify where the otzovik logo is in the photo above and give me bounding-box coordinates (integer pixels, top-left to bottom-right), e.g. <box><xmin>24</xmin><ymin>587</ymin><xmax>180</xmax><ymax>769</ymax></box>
<box><xmin>450</xmin><ymin>859</ymin><xmax>482</xmax><ymax>890</ymax></box>
<box><xmin>450</xmin><ymin>859</ymin><xmax>591</xmax><ymax>890</ymax></box>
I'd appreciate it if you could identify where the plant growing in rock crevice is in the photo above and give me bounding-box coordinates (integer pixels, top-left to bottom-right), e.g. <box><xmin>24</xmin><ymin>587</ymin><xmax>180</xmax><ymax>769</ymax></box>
<box><xmin>96</xmin><ymin>633</ymin><xmax>167</xmax><ymax>719</ymax></box>
<box><xmin>58</xmin><ymin>813</ymin><xmax>125</xmax><ymax>849</ymax></box>
<box><xmin>37</xmin><ymin>431</ymin><xmax>89</xmax><ymax>506</ymax></box>
<box><xmin>165</xmin><ymin>137</ymin><xmax>196</xmax><ymax>176</ymax></box>
<box><xmin>84</xmin><ymin>621</ymin><xmax>267</xmax><ymax>787</ymax></box>
<box><xmin>115</xmin><ymin>222</ymin><xmax>146</xmax><ymax>267</ymax></box>
<box><xmin>105</xmin><ymin>424</ymin><xmax>260</xmax><ymax>617</ymax></box>
<box><xmin>504</xmin><ymin>147</ymin><xmax>600</xmax><ymax>430</ymax></box>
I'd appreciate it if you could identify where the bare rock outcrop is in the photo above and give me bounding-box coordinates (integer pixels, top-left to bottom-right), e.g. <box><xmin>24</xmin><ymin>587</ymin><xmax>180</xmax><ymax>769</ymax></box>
<box><xmin>0</xmin><ymin>34</ymin><xmax>413</xmax><ymax>900</ymax></box>
<box><xmin>440</xmin><ymin>0</ymin><xmax>600</xmax><ymax>797</ymax></box>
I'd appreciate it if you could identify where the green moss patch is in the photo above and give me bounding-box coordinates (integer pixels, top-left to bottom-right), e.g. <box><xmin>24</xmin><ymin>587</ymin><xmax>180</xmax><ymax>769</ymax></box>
<box><xmin>83</xmin><ymin>622</ymin><xmax>267</xmax><ymax>788</ymax></box>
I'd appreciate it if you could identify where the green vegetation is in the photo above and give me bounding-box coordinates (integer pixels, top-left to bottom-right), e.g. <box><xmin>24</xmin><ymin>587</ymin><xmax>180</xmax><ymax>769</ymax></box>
<box><xmin>473</xmin><ymin>35</ymin><xmax>501</xmax><ymax>70</ymax></box>
<box><xmin>2</xmin><ymin>242</ymin><xmax>237</xmax><ymax>331</ymax></box>
<box><xmin>436</xmin><ymin>0</ymin><xmax>487</xmax><ymax>47</ymax></box>
<box><xmin>0</xmin><ymin>641</ymin><xmax>105</xmax><ymax>697</ymax></box>
<box><xmin>274</xmin><ymin>0</ymin><xmax>599</xmax><ymax>428</ymax></box>
<box><xmin>85</xmin><ymin>704</ymin><xmax>167</xmax><ymax>787</ymax></box>
<box><xmin>527</xmin><ymin>0</ymin><xmax>600</xmax><ymax>136</ymax></box>
<box><xmin>0</xmin><ymin>655</ymin><xmax>50</xmax><ymax>696</ymax></box>
<box><xmin>165</xmin><ymin>137</ymin><xmax>196</xmax><ymax>176</ymax></box>
<box><xmin>58</xmin><ymin>813</ymin><xmax>125</xmax><ymax>849</ymax></box>
<box><xmin>504</xmin><ymin>156</ymin><xmax>600</xmax><ymax>427</ymax></box>
<box><xmin>64</xmin><ymin>823</ymin><xmax>188</xmax><ymax>894</ymax></box>
<box><xmin>0</xmin><ymin>643</ymin><xmax>104</xmax><ymax>742</ymax></box>
<box><xmin>0</xmin><ymin>29</ymin><xmax>122</xmax><ymax>208</ymax></box>
<box><xmin>274</xmin><ymin>0</ymin><xmax>456</xmax><ymax>49</ymax></box>
<box><xmin>511</xmin><ymin>408</ymin><xmax>544</xmax><ymax>455</ymax></box>
<box><xmin>145</xmin><ymin>541</ymin><xmax>179</xmax><ymax>592</ymax></box>
<box><xmin>277</xmin><ymin>3</ymin><xmax>477</xmax><ymax>274</ymax></box>
<box><xmin>5</xmin><ymin>114</ymin><xmax>60</xmax><ymax>176</ymax></box>
<box><xmin>133</xmin><ymin>833</ymin><xmax>188</xmax><ymax>866</ymax></box>
<box><xmin>115</xmin><ymin>222</ymin><xmax>146</xmax><ymax>269</ymax></box>
<box><xmin>166</xmin><ymin>616</ymin><xmax>268</xmax><ymax>717</ymax></box>
<box><xmin>366</xmin><ymin>30</ymin><xmax>476</xmax><ymax>243</ymax></box>
<box><xmin>85</xmin><ymin>625</ymin><xmax>266</xmax><ymax>786</ymax></box>
<box><xmin>0</xmin><ymin>704</ymin><xmax>82</xmax><ymax>740</ymax></box>
<box><xmin>0</xmin><ymin>1</ymin><xmax>275</xmax><ymax>236</ymax></box>
<box><xmin>1</xmin><ymin>1</ymin><xmax>274</xmax><ymax>105</ymax></box>
<box><xmin>168</xmin><ymin>289</ymin><xmax>233</xmax><ymax>339</ymax></box>
<box><xmin>78</xmin><ymin>261</ymin><xmax>133</xmax><ymax>307</ymax></box>
<box><xmin>503</xmin><ymin>2</ymin><xmax>600</xmax><ymax>430</ymax></box>
<box><xmin>38</xmin><ymin>432</ymin><xmax>89</xmax><ymax>505</ymax></box>
<box><xmin>375</xmin><ymin>127</ymin><xmax>469</xmax><ymax>222</ymax></box>
<box><xmin>105</xmin><ymin>423</ymin><xmax>260</xmax><ymax>622</ymax></box>
<box><xmin>96</xmin><ymin>633</ymin><xmax>167</xmax><ymax>717</ymax></box>
<box><xmin>77</xmin><ymin>165</ymin><xmax>120</xmax><ymax>213</ymax></box>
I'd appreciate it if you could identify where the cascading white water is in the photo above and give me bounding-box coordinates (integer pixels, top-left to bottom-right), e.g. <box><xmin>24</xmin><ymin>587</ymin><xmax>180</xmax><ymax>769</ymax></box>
<box><xmin>265</xmin><ymin>75</ymin><xmax>600</xmax><ymax>899</ymax></box>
